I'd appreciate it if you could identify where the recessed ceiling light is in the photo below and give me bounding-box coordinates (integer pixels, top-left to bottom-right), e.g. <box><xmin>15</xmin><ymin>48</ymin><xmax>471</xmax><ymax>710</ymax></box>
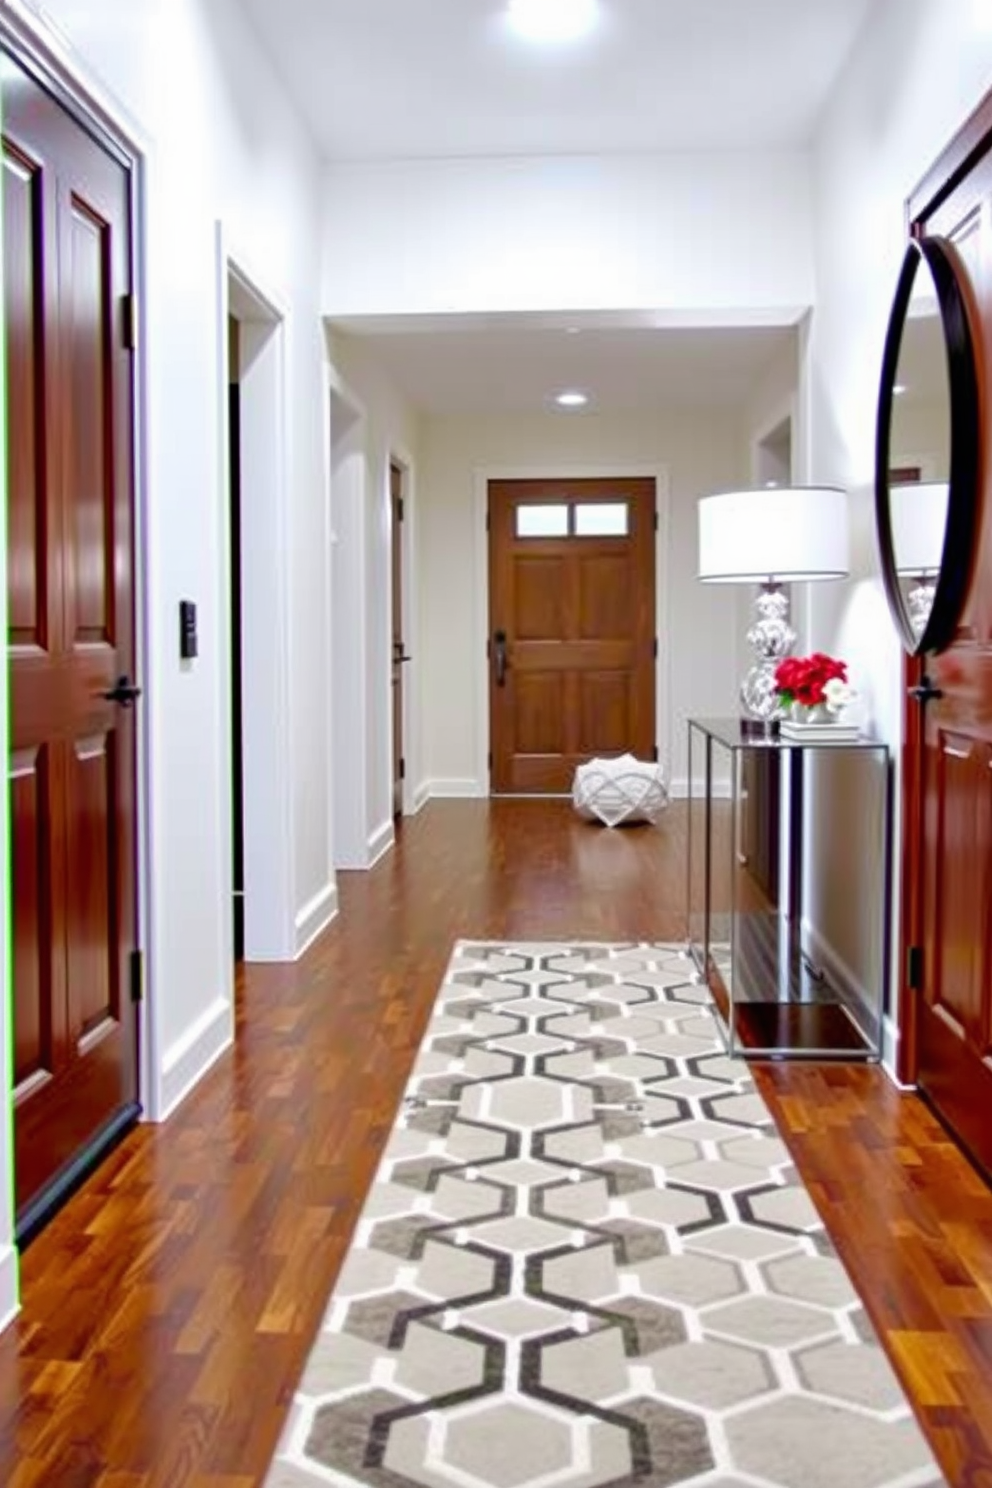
<box><xmin>893</xmin><ymin>383</ymin><xmax>907</xmax><ymax>396</ymax></box>
<box><xmin>508</xmin><ymin>0</ymin><xmax>599</xmax><ymax>44</ymax></box>
<box><xmin>555</xmin><ymin>390</ymin><xmax>589</xmax><ymax>408</ymax></box>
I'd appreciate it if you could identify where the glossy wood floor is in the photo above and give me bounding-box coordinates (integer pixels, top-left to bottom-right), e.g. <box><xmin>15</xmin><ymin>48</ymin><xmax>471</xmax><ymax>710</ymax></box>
<box><xmin>2</xmin><ymin>800</ymin><xmax>991</xmax><ymax>1487</ymax></box>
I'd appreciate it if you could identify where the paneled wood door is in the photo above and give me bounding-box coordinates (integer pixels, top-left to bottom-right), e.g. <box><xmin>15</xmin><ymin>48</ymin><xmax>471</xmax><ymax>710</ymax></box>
<box><xmin>3</xmin><ymin>51</ymin><xmax>140</xmax><ymax>1232</ymax></box>
<box><xmin>489</xmin><ymin>477</ymin><xmax>656</xmax><ymax>794</ymax></box>
<box><xmin>906</xmin><ymin>106</ymin><xmax>992</xmax><ymax>1176</ymax></box>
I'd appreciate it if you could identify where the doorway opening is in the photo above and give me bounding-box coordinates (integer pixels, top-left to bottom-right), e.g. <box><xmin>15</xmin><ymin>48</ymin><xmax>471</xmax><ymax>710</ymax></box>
<box><xmin>390</xmin><ymin>461</ymin><xmax>410</xmax><ymax>822</ymax></box>
<box><xmin>228</xmin><ymin>317</ymin><xmax>245</xmax><ymax>961</ymax></box>
<box><xmin>223</xmin><ymin>254</ymin><xmax>294</xmax><ymax>961</ymax></box>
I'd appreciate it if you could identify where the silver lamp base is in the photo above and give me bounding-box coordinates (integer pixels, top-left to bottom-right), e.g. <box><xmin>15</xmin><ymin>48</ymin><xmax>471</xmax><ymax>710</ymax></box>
<box><xmin>906</xmin><ymin>578</ymin><xmax>936</xmax><ymax>639</ymax></box>
<box><xmin>740</xmin><ymin>584</ymin><xmax>795</xmax><ymax>721</ymax></box>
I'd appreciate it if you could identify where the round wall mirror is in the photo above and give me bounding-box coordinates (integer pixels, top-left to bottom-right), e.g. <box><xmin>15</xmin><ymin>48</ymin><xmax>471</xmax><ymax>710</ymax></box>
<box><xmin>875</xmin><ymin>235</ymin><xmax>980</xmax><ymax>655</ymax></box>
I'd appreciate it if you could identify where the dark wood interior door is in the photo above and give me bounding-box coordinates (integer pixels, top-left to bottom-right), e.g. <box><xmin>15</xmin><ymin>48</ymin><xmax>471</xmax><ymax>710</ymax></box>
<box><xmin>489</xmin><ymin>477</ymin><xmax>656</xmax><ymax>794</ymax></box>
<box><xmin>3</xmin><ymin>53</ymin><xmax>140</xmax><ymax>1234</ymax></box>
<box><xmin>909</xmin><ymin>114</ymin><xmax>992</xmax><ymax>1177</ymax></box>
<box><xmin>391</xmin><ymin>463</ymin><xmax>405</xmax><ymax>819</ymax></box>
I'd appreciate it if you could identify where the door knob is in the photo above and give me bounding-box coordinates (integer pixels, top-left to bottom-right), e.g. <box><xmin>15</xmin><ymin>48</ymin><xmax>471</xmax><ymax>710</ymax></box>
<box><xmin>908</xmin><ymin>675</ymin><xmax>944</xmax><ymax>706</ymax></box>
<box><xmin>102</xmin><ymin>675</ymin><xmax>142</xmax><ymax>708</ymax></box>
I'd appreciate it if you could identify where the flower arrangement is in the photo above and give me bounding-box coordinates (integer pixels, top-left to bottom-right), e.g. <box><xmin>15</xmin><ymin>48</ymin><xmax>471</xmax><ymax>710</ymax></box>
<box><xmin>773</xmin><ymin>653</ymin><xmax>856</xmax><ymax>715</ymax></box>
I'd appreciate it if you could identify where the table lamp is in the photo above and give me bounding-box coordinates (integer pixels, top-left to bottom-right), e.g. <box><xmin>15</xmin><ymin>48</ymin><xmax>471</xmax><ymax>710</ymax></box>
<box><xmin>697</xmin><ymin>486</ymin><xmax>849</xmax><ymax>721</ymax></box>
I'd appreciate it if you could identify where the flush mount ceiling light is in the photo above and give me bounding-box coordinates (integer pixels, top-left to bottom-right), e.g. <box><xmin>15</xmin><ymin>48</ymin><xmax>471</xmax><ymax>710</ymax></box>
<box><xmin>554</xmin><ymin>389</ymin><xmax>589</xmax><ymax>408</ymax></box>
<box><xmin>507</xmin><ymin>0</ymin><xmax>599</xmax><ymax>44</ymax></box>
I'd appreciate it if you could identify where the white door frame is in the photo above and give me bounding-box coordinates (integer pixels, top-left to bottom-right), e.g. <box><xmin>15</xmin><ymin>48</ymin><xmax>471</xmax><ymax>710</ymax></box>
<box><xmin>326</xmin><ymin>368</ymin><xmax>372</xmax><ymax>868</ymax></box>
<box><xmin>216</xmin><ymin>227</ymin><xmax>296</xmax><ymax>961</ymax></box>
<box><xmin>473</xmin><ymin>464</ymin><xmax>672</xmax><ymax>796</ymax></box>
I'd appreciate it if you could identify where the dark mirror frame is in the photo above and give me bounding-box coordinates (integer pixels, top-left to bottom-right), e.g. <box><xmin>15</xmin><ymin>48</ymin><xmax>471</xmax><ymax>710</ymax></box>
<box><xmin>874</xmin><ymin>235</ymin><xmax>981</xmax><ymax>656</ymax></box>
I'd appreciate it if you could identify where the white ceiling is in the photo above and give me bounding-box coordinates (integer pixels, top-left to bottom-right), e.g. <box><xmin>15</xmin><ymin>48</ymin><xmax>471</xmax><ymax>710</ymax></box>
<box><xmin>238</xmin><ymin>0</ymin><xmax>876</xmax><ymax>162</ymax></box>
<box><xmin>332</xmin><ymin>322</ymin><xmax>796</xmax><ymax>414</ymax></box>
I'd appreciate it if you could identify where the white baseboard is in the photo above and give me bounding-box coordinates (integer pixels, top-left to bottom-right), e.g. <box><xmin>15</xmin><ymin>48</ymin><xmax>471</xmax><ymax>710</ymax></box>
<box><xmin>429</xmin><ymin>778</ymin><xmax>487</xmax><ymax>799</ymax></box>
<box><xmin>295</xmin><ymin>880</ymin><xmax>339</xmax><ymax>958</ymax></box>
<box><xmin>881</xmin><ymin>1015</ymin><xmax>915</xmax><ymax>1088</ymax></box>
<box><xmin>412</xmin><ymin>781</ymin><xmax>431</xmax><ymax>815</ymax></box>
<box><xmin>668</xmin><ymin>776</ymin><xmax>733</xmax><ymax>801</ymax></box>
<box><xmin>160</xmin><ymin>997</ymin><xmax>234</xmax><ymax>1120</ymax></box>
<box><xmin>0</xmin><ymin>1243</ymin><xmax>18</xmax><ymax>1334</ymax></box>
<box><xmin>367</xmin><ymin>820</ymin><xmax>395</xmax><ymax>868</ymax></box>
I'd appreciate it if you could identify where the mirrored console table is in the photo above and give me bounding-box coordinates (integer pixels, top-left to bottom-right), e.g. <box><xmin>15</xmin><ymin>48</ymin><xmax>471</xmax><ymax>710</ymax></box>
<box><xmin>687</xmin><ymin>718</ymin><xmax>891</xmax><ymax>1060</ymax></box>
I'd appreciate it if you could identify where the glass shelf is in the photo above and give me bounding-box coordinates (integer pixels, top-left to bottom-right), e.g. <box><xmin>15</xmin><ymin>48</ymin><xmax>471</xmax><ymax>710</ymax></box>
<box><xmin>687</xmin><ymin>717</ymin><xmax>891</xmax><ymax>1060</ymax></box>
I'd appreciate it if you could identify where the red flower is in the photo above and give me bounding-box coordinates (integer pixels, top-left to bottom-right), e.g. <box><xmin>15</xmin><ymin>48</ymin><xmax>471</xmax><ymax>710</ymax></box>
<box><xmin>774</xmin><ymin>652</ymin><xmax>847</xmax><ymax>707</ymax></box>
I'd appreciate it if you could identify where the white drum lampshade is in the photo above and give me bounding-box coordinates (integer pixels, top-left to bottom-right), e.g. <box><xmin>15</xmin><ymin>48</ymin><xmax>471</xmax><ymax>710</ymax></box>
<box><xmin>889</xmin><ymin>481</ymin><xmax>948</xmax><ymax>576</ymax></box>
<box><xmin>697</xmin><ymin>486</ymin><xmax>849</xmax><ymax>583</ymax></box>
<box><xmin>696</xmin><ymin>486</ymin><xmax>850</xmax><ymax>721</ymax></box>
<box><xmin>888</xmin><ymin>480</ymin><xmax>948</xmax><ymax>637</ymax></box>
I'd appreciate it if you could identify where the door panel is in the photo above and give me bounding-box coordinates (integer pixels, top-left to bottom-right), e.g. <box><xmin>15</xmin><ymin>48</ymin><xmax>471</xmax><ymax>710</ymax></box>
<box><xmin>578</xmin><ymin>672</ymin><xmax>630</xmax><ymax>753</ymax></box>
<box><xmin>489</xmin><ymin>477</ymin><xmax>656</xmax><ymax>794</ymax></box>
<box><xmin>3</xmin><ymin>53</ymin><xmax>140</xmax><ymax>1229</ymax></box>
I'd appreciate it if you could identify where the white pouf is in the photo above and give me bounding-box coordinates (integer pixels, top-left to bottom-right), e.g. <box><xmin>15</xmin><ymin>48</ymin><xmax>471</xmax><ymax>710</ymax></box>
<box><xmin>572</xmin><ymin>753</ymin><xmax>668</xmax><ymax>827</ymax></box>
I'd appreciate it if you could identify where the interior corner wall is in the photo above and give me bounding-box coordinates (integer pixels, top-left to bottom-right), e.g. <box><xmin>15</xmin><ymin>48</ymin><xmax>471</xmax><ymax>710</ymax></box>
<box><xmin>325</xmin><ymin>333</ymin><xmax>422</xmax><ymax>850</ymax></box>
<box><xmin>320</xmin><ymin>153</ymin><xmax>814</xmax><ymax>320</ymax></box>
<box><xmin>418</xmin><ymin>409</ymin><xmax>747</xmax><ymax>797</ymax></box>
<box><xmin>804</xmin><ymin>0</ymin><xmax>992</xmax><ymax>1054</ymax></box>
<box><xmin>0</xmin><ymin>0</ymin><xmax>332</xmax><ymax>1165</ymax></box>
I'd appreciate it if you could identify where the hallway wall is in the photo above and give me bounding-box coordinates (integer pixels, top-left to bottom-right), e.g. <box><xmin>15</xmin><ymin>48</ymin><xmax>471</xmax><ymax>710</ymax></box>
<box><xmin>804</xmin><ymin>0</ymin><xmax>992</xmax><ymax>1061</ymax></box>
<box><xmin>321</xmin><ymin>152</ymin><xmax>814</xmax><ymax>321</ymax></box>
<box><xmin>418</xmin><ymin>409</ymin><xmax>747</xmax><ymax>796</ymax></box>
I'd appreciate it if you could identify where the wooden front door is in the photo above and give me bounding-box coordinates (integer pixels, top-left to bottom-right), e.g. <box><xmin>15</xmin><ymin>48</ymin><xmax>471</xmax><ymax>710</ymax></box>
<box><xmin>489</xmin><ymin>477</ymin><xmax>656</xmax><ymax>794</ymax></box>
<box><xmin>907</xmin><ymin>110</ymin><xmax>992</xmax><ymax>1176</ymax></box>
<box><xmin>3</xmin><ymin>52</ymin><xmax>140</xmax><ymax>1231</ymax></box>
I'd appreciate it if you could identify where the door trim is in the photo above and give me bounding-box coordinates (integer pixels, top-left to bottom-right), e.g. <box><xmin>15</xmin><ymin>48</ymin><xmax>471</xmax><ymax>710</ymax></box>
<box><xmin>472</xmin><ymin>464</ymin><xmax>671</xmax><ymax>798</ymax></box>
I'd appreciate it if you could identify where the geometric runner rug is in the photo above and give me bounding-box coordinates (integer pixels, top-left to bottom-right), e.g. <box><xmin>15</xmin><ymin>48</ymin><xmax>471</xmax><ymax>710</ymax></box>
<box><xmin>265</xmin><ymin>942</ymin><xmax>945</xmax><ymax>1488</ymax></box>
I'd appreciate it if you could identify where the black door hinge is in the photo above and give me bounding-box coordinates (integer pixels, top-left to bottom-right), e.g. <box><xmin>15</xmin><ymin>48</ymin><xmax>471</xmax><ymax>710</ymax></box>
<box><xmin>130</xmin><ymin>948</ymin><xmax>144</xmax><ymax>1004</ymax></box>
<box><xmin>652</xmin><ymin>744</ymin><xmax>659</xmax><ymax>763</ymax></box>
<box><xmin>122</xmin><ymin>293</ymin><xmax>137</xmax><ymax>352</ymax></box>
<box><xmin>653</xmin><ymin>638</ymin><xmax>658</xmax><ymax>660</ymax></box>
<box><xmin>399</xmin><ymin>757</ymin><xmax>406</xmax><ymax>781</ymax></box>
<box><xmin>907</xmin><ymin>944</ymin><xmax>923</xmax><ymax>990</ymax></box>
<box><xmin>397</xmin><ymin>497</ymin><xmax>404</xmax><ymax>522</ymax></box>
<box><xmin>488</xmin><ymin>751</ymin><xmax>493</xmax><ymax>772</ymax></box>
<box><xmin>654</xmin><ymin>510</ymin><xmax>659</xmax><ymax>531</ymax></box>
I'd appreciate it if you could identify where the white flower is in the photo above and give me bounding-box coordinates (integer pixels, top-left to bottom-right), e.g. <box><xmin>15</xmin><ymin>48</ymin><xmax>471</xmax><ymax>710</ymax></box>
<box><xmin>823</xmin><ymin>677</ymin><xmax>856</xmax><ymax>715</ymax></box>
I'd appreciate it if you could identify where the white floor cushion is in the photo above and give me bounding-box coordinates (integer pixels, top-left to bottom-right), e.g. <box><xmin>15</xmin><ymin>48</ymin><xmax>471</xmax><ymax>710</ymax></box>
<box><xmin>572</xmin><ymin>753</ymin><xmax>668</xmax><ymax>826</ymax></box>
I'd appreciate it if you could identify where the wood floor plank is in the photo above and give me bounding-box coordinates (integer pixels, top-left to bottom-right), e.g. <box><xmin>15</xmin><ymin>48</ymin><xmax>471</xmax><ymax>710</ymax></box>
<box><xmin>0</xmin><ymin>800</ymin><xmax>990</xmax><ymax>1483</ymax></box>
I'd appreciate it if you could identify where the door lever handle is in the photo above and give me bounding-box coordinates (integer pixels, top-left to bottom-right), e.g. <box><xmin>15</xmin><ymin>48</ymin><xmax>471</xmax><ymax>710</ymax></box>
<box><xmin>493</xmin><ymin>629</ymin><xmax>508</xmax><ymax>687</ymax></box>
<box><xmin>908</xmin><ymin>676</ymin><xmax>944</xmax><ymax>706</ymax></box>
<box><xmin>102</xmin><ymin>675</ymin><xmax>142</xmax><ymax>708</ymax></box>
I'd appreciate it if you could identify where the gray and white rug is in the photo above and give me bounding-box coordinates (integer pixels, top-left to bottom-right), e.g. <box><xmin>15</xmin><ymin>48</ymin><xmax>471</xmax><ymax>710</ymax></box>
<box><xmin>267</xmin><ymin>942</ymin><xmax>945</xmax><ymax>1488</ymax></box>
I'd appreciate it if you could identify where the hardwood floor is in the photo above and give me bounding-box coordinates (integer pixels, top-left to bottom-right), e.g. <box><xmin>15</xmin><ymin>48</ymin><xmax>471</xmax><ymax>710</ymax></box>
<box><xmin>1</xmin><ymin>799</ymin><xmax>991</xmax><ymax>1486</ymax></box>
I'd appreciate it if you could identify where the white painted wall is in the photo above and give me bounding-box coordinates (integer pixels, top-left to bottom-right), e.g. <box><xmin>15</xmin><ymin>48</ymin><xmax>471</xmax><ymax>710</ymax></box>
<box><xmin>418</xmin><ymin>410</ymin><xmax>747</xmax><ymax>797</ymax></box>
<box><xmin>805</xmin><ymin>0</ymin><xmax>992</xmax><ymax>1053</ymax></box>
<box><xmin>321</xmin><ymin>153</ymin><xmax>815</xmax><ymax>321</ymax></box>
<box><xmin>0</xmin><ymin>0</ymin><xmax>332</xmax><ymax>1296</ymax></box>
<box><xmin>324</xmin><ymin>333</ymin><xmax>422</xmax><ymax>854</ymax></box>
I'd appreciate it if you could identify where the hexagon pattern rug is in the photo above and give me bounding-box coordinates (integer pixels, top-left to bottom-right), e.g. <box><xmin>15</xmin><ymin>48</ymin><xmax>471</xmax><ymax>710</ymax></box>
<box><xmin>266</xmin><ymin>943</ymin><xmax>944</xmax><ymax>1488</ymax></box>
